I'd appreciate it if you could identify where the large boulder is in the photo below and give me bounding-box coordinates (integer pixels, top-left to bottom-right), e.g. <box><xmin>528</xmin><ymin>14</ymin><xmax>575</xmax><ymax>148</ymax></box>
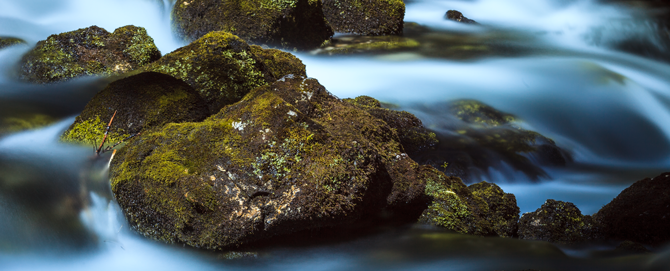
<box><xmin>409</xmin><ymin>100</ymin><xmax>571</xmax><ymax>181</ymax></box>
<box><xmin>517</xmin><ymin>199</ymin><xmax>597</xmax><ymax>244</ymax></box>
<box><xmin>110</xmin><ymin>75</ymin><xmax>435</xmax><ymax>249</ymax></box>
<box><xmin>469</xmin><ymin>181</ymin><xmax>519</xmax><ymax>238</ymax></box>
<box><xmin>172</xmin><ymin>0</ymin><xmax>333</xmax><ymax>50</ymax></box>
<box><xmin>593</xmin><ymin>172</ymin><xmax>670</xmax><ymax>246</ymax></box>
<box><xmin>61</xmin><ymin>72</ymin><xmax>209</xmax><ymax>146</ymax></box>
<box><xmin>143</xmin><ymin>31</ymin><xmax>306</xmax><ymax>114</ymax></box>
<box><xmin>322</xmin><ymin>0</ymin><xmax>405</xmax><ymax>35</ymax></box>
<box><xmin>19</xmin><ymin>25</ymin><xmax>161</xmax><ymax>84</ymax></box>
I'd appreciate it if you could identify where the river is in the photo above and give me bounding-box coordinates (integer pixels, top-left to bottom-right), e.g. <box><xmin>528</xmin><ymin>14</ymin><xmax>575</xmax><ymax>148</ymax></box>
<box><xmin>1</xmin><ymin>0</ymin><xmax>669</xmax><ymax>270</ymax></box>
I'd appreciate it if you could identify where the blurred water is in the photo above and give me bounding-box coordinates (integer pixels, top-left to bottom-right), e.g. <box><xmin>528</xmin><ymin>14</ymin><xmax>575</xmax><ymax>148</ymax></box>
<box><xmin>1</xmin><ymin>0</ymin><xmax>670</xmax><ymax>270</ymax></box>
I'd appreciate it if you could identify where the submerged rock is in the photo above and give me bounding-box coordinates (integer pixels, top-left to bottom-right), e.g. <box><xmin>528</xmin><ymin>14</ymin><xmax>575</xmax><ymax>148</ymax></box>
<box><xmin>61</xmin><ymin>72</ymin><xmax>209</xmax><ymax>146</ymax></box>
<box><xmin>409</xmin><ymin>100</ymin><xmax>570</xmax><ymax>181</ymax></box>
<box><xmin>313</xmin><ymin>35</ymin><xmax>419</xmax><ymax>55</ymax></box>
<box><xmin>517</xmin><ymin>199</ymin><xmax>597</xmax><ymax>244</ymax></box>
<box><xmin>322</xmin><ymin>0</ymin><xmax>405</xmax><ymax>35</ymax></box>
<box><xmin>144</xmin><ymin>31</ymin><xmax>306</xmax><ymax>114</ymax></box>
<box><xmin>172</xmin><ymin>0</ymin><xmax>333</xmax><ymax>50</ymax></box>
<box><xmin>344</xmin><ymin>95</ymin><xmax>437</xmax><ymax>153</ymax></box>
<box><xmin>0</xmin><ymin>114</ymin><xmax>56</xmax><ymax>137</ymax></box>
<box><xmin>469</xmin><ymin>181</ymin><xmax>519</xmax><ymax>238</ymax></box>
<box><xmin>110</xmin><ymin>75</ymin><xmax>437</xmax><ymax>249</ymax></box>
<box><xmin>19</xmin><ymin>25</ymin><xmax>161</xmax><ymax>84</ymax></box>
<box><xmin>445</xmin><ymin>10</ymin><xmax>477</xmax><ymax>24</ymax></box>
<box><xmin>593</xmin><ymin>172</ymin><xmax>670</xmax><ymax>246</ymax></box>
<box><xmin>0</xmin><ymin>37</ymin><xmax>26</xmax><ymax>49</ymax></box>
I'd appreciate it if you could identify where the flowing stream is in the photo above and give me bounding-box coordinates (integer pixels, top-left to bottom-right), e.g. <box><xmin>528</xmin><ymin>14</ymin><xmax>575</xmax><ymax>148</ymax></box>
<box><xmin>1</xmin><ymin>0</ymin><xmax>670</xmax><ymax>270</ymax></box>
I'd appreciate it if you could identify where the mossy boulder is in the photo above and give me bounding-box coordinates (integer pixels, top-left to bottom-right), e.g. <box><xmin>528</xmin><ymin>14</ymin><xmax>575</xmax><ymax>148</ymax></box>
<box><xmin>0</xmin><ymin>37</ymin><xmax>26</xmax><ymax>50</ymax></box>
<box><xmin>322</xmin><ymin>0</ymin><xmax>405</xmax><ymax>35</ymax></box>
<box><xmin>172</xmin><ymin>0</ymin><xmax>333</xmax><ymax>50</ymax></box>
<box><xmin>344</xmin><ymin>95</ymin><xmax>437</xmax><ymax>153</ymax></box>
<box><xmin>445</xmin><ymin>10</ymin><xmax>477</xmax><ymax>24</ymax></box>
<box><xmin>469</xmin><ymin>181</ymin><xmax>519</xmax><ymax>238</ymax></box>
<box><xmin>313</xmin><ymin>35</ymin><xmax>419</xmax><ymax>55</ymax></box>
<box><xmin>593</xmin><ymin>172</ymin><xmax>670</xmax><ymax>246</ymax></box>
<box><xmin>409</xmin><ymin>100</ymin><xmax>570</xmax><ymax>181</ymax></box>
<box><xmin>110</xmin><ymin>75</ymin><xmax>436</xmax><ymax>249</ymax></box>
<box><xmin>143</xmin><ymin>31</ymin><xmax>306</xmax><ymax>114</ymax></box>
<box><xmin>61</xmin><ymin>72</ymin><xmax>209</xmax><ymax>146</ymax></box>
<box><xmin>18</xmin><ymin>25</ymin><xmax>161</xmax><ymax>84</ymax></box>
<box><xmin>517</xmin><ymin>199</ymin><xmax>597</xmax><ymax>244</ymax></box>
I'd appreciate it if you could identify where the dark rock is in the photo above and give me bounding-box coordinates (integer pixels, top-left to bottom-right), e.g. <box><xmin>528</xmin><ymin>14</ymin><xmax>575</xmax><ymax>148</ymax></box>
<box><xmin>593</xmin><ymin>172</ymin><xmax>670</xmax><ymax>246</ymax></box>
<box><xmin>110</xmin><ymin>75</ymin><xmax>439</xmax><ymax>249</ymax></box>
<box><xmin>322</xmin><ymin>0</ymin><xmax>405</xmax><ymax>35</ymax></box>
<box><xmin>615</xmin><ymin>240</ymin><xmax>651</xmax><ymax>254</ymax></box>
<box><xmin>469</xmin><ymin>181</ymin><xmax>519</xmax><ymax>238</ymax></box>
<box><xmin>0</xmin><ymin>37</ymin><xmax>26</xmax><ymax>49</ymax></box>
<box><xmin>518</xmin><ymin>199</ymin><xmax>597</xmax><ymax>244</ymax></box>
<box><xmin>313</xmin><ymin>35</ymin><xmax>419</xmax><ymax>55</ymax></box>
<box><xmin>19</xmin><ymin>25</ymin><xmax>161</xmax><ymax>84</ymax></box>
<box><xmin>61</xmin><ymin>72</ymin><xmax>209</xmax><ymax>146</ymax></box>
<box><xmin>172</xmin><ymin>0</ymin><xmax>333</xmax><ymax>50</ymax></box>
<box><xmin>344</xmin><ymin>95</ymin><xmax>437</xmax><ymax>153</ymax></box>
<box><xmin>143</xmin><ymin>31</ymin><xmax>306</xmax><ymax>114</ymax></box>
<box><xmin>408</xmin><ymin>100</ymin><xmax>571</xmax><ymax>181</ymax></box>
<box><xmin>445</xmin><ymin>10</ymin><xmax>477</xmax><ymax>24</ymax></box>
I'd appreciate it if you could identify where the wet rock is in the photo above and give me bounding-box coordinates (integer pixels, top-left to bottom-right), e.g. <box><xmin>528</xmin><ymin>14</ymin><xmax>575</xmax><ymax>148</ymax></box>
<box><xmin>0</xmin><ymin>114</ymin><xmax>56</xmax><ymax>137</ymax></box>
<box><xmin>344</xmin><ymin>95</ymin><xmax>437</xmax><ymax>153</ymax></box>
<box><xmin>172</xmin><ymin>0</ymin><xmax>333</xmax><ymax>50</ymax></box>
<box><xmin>110</xmin><ymin>75</ymin><xmax>437</xmax><ymax>249</ymax></box>
<box><xmin>615</xmin><ymin>240</ymin><xmax>651</xmax><ymax>254</ymax></box>
<box><xmin>0</xmin><ymin>37</ymin><xmax>26</xmax><ymax>49</ymax></box>
<box><xmin>517</xmin><ymin>199</ymin><xmax>597</xmax><ymax>244</ymax></box>
<box><xmin>445</xmin><ymin>10</ymin><xmax>477</xmax><ymax>24</ymax></box>
<box><xmin>61</xmin><ymin>72</ymin><xmax>209</xmax><ymax>146</ymax></box>
<box><xmin>409</xmin><ymin>100</ymin><xmax>571</xmax><ymax>181</ymax></box>
<box><xmin>144</xmin><ymin>31</ymin><xmax>306</xmax><ymax>114</ymax></box>
<box><xmin>469</xmin><ymin>181</ymin><xmax>519</xmax><ymax>238</ymax></box>
<box><xmin>312</xmin><ymin>35</ymin><xmax>419</xmax><ymax>55</ymax></box>
<box><xmin>418</xmin><ymin>168</ymin><xmax>494</xmax><ymax>236</ymax></box>
<box><xmin>18</xmin><ymin>25</ymin><xmax>161</xmax><ymax>84</ymax></box>
<box><xmin>593</xmin><ymin>172</ymin><xmax>670</xmax><ymax>246</ymax></box>
<box><xmin>322</xmin><ymin>0</ymin><xmax>405</xmax><ymax>35</ymax></box>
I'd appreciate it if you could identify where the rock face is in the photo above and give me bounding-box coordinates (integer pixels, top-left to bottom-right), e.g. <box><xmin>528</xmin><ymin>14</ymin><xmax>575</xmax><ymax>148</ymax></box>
<box><xmin>593</xmin><ymin>172</ymin><xmax>670</xmax><ymax>246</ymax></box>
<box><xmin>517</xmin><ymin>200</ymin><xmax>597</xmax><ymax>244</ymax></box>
<box><xmin>344</xmin><ymin>95</ymin><xmax>437</xmax><ymax>153</ymax></box>
<box><xmin>61</xmin><ymin>72</ymin><xmax>209</xmax><ymax>146</ymax></box>
<box><xmin>110</xmin><ymin>75</ymin><xmax>437</xmax><ymax>249</ymax></box>
<box><xmin>172</xmin><ymin>0</ymin><xmax>333</xmax><ymax>50</ymax></box>
<box><xmin>144</xmin><ymin>31</ymin><xmax>306</xmax><ymax>114</ymax></box>
<box><xmin>322</xmin><ymin>0</ymin><xmax>405</xmax><ymax>35</ymax></box>
<box><xmin>19</xmin><ymin>25</ymin><xmax>161</xmax><ymax>84</ymax></box>
<box><xmin>469</xmin><ymin>181</ymin><xmax>519</xmax><ymax>238</ymax></box>
<box><xmin>0</xmin><ymin>37</ymin><xmax>26</xmax><ymax>49</ymax></box>
<box><xmin>409</xmin><ymin>100</ymin><xmax>571</xmax><ymax>181</ymax></box>
<box><xmin>445</xmin><ymin>10</ymin><xmax>477</xmax><ymax>24</ymax></box>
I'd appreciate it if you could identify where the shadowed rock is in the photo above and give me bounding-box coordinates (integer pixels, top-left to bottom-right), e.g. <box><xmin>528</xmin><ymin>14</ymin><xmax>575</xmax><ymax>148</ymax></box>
<box><xmin>322</xmin><ymin>0</ymin><xmax>405</xmax><ymax>35</ymax></box>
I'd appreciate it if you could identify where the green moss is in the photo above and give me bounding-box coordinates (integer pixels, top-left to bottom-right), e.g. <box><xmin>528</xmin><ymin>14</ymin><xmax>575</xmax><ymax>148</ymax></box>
<box><xmin>0</xmin><ymin>114</ymin><xmax>56</xmax><ymax>136</ymax></box>
<box><xmin>0</xmin><ymin>37</ymin><xmax>26</xmax><ymax>49</ymax></box>
<box><xmin>448</xmin><ymin>100</ymin><xmax>516</xmax><ymax>127</ymax></box>
<box><xmin>250</xmin><ymin>45</ymin><xmax>306</xmax><ymax>79</ymax></box>
<box><xmin>61</xmin><ymin>115</ymin><xmax>129</xmax><ymax>147</ymax></box>
<box><xmin>316</xmin><ymin>36</ymin><xmax>419</xmax><ymax>55</ymax></box>
<box><xmin>322</xmin><ymin>0</ymin><xmax>405</xmax><ymax>35</ymax></box>
<box><xmin>469</xmin><ymin>181</ymin><xmax>519</xmax><ymax>238</ymax></box>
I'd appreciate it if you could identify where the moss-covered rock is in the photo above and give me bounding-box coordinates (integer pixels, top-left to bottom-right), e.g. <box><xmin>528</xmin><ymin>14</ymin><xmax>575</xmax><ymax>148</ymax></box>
<box><xmin>313</xmin><ymin>35</ymin><xmax>419</xmax><ymax>55</ymax></box>
<box><xmin>469</xmin><ymin>181</ymin><xmax>519</xmax><ymax>238</ymax></box>
<box><xmin>0</xmin><ymin>114</ymin><xmax>57</xmax><ymax>137</ymax></box>
<box><xmin>110</xmin><ymin>75</ymin><xmax>438</xmax><ymax>249</ymax></box>
<box><xmin>322</xmin><ymin>0</ymin><xmax>405</xmax><ymax>35</ymax></box>
<box><xmin>0</xmin><ymin>37</ymin><xmax>26</xmax><ymax>50</ymax></box>
<box><xmin>18</xmin><ymin>25</ymin><xmax>161</xmax><ymax>84</ymax></box>
<box><xmin>409</xmin><ymin>100</ymin><xmax>571</xmax><ymax>181</ymax></box>
<box><xmin>143</xmin><ymin>31</ymin><xmax>306</xmax><ymax>114</ymax></box>
<box><xmin>517</xmin><ymin>199</ymin><xmax>597</xmax><ymax>244</ymax></box>
<box><xmin>593</xmin><ymin>172</ymin><xmax>670</xmax><ymax>246</ymax></box>
<box><xmin>445</xmin><ymin>10</ymin><xmax>477</xmax><ymax>24</ymax></box>
<box><xmin>61</xmin><ymin>72</ymin><xmax>209</xmax><ymax>147</ymax></box>
<box><xmin>344</xmin><ymin>95</ymin><xmax>437</xmax><ymax>153</ymax></box>
<box><xmin>172</xmin><ymin>0</ymin><xmax>333</xmax><ymax>50</ymax></box>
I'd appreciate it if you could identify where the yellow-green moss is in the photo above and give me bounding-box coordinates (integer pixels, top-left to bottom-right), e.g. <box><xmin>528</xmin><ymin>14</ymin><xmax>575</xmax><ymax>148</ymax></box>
<box><xmin>61</xmin><ymin>115</ymin><xmax>129</xmax><ymax>147</ymax></box>
<box><xmin>0</xmin><ymin>114</ymin><xmax>56</xmax><ymax>136</ymax></box>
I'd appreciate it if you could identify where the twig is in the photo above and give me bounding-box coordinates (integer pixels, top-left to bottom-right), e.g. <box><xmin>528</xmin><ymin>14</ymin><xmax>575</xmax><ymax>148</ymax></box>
<box><xmin>96</xmin><ymin>110</ymin><xmax>117</xmax><ymax>156</ymax></box>
<box><xmin>102</xmin><ymin>132</ymin><xmax>141</xmax><ymax>153</ymax></box>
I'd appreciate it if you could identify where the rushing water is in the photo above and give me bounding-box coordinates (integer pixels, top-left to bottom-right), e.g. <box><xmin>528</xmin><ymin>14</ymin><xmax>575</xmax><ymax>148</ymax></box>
<box><xmin>1</xmin><ymin>0</ymin><xmax>670</xmax><ymax>270</ymax></box>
